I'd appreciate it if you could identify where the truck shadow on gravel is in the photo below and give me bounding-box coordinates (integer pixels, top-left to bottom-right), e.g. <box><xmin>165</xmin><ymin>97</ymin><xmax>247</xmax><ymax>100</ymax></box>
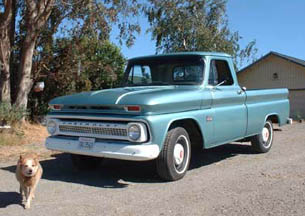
<box><xmin>1</xmin><ymin>143</ymin><xmax>255</xmax><ymax>188</ymax></box>
<box><xmin>190</xmin><ymin>142</ymin><xmax>255</xmax><ymax>170</ymax></box>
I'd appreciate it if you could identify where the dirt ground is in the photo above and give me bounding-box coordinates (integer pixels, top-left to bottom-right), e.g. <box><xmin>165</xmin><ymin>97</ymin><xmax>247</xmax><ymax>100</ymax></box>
<box><xmin>0</xmin><ymin>123</ymin><xmax>305</xmax><ymax>216</ymax></box>
<box><xmin>0</xmin><ymin>123</ymin><xmax>50</xmax><ymax>161</ymax></box>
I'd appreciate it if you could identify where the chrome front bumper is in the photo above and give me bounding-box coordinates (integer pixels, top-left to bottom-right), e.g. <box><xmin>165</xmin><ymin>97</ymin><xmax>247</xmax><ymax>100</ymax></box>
<box><xmin>45</xmin><ymin>137</ymin><xmax>160</xmax><ymax>161</ymax></box>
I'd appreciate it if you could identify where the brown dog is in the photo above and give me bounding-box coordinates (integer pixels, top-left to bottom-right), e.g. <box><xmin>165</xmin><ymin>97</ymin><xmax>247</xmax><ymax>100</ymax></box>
<box><xmin>16</xmin><ymin>154</ymin><xmax>43</xmax><ymax>209</ymax></box>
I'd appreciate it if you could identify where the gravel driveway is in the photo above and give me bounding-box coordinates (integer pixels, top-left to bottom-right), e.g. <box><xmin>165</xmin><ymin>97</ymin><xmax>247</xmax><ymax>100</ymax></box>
<box><xmin>1</xmin><ymin>123</ymin><xmax>305</xmax><ymax>216</ymax></box>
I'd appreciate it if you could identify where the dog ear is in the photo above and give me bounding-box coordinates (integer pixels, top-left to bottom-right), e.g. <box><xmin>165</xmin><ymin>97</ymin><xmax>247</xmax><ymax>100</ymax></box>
<box><xmin>18</xmin><ymin>155</ymin><xmax>23</xmax><ymax>165</ymax></box>
<box><xmin>33</xmin><ymin>154</ymin><xmax>39</xmax><ymax>164</ymax></box>
<box><xmin>33</xmin><ymin>153</ymin><xmax>38</xmax><ymax>160</ymax></box>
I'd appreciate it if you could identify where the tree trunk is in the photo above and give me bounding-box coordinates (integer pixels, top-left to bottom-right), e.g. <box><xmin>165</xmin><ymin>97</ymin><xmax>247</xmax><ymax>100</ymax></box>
<box><xmin>9</xmin><ymin>0</ymin><xmax>18</xmax><ymax>104</ymax></box>
<box><xmin>0</xmin><ymin>0</ymin><xmax>13</xmax><ymax>104</ymax></box>
<box><xmin>15</xmin><ymin>33</ymin><xmax>36</xmax><ymax>109</ymax></box>
<box><xmin>0</xmin><ymin>39</ymin><xmax>11</xmax><ymax>103</ymax></box>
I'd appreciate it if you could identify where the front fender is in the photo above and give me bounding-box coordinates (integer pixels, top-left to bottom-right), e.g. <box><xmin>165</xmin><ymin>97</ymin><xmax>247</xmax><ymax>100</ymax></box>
<box><xmin>142</xmin><ymin>109</ymin><xmax>214</xmax><ymax>150</ymax></box>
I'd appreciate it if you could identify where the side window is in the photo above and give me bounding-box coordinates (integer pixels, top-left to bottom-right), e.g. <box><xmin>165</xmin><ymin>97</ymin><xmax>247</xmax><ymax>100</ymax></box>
<box><xmin>128</xmin><ymin>65</ymin><xmax>152</xmax><ymax>84</ymax></box>
<box><xmin>208</xmin><ymin>60</ymin><xmax>234</xmax><ymax>86</ymax></box>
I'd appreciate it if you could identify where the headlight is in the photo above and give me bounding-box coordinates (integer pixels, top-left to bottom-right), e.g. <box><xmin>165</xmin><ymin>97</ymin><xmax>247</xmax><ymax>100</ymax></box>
<box><xmin>47</xmin><ymin>120</ymin><xmax>57</xmax><ymax>135</ymax></box>
<box><xmin>127</xmin><ymin>123</ymin><xmax>148</xmax><ymax>142</ymax></box>
<box><xmin>128</xmin><ymin>124</ymin><xmax>141</xmax><ymax>140</ymax></box>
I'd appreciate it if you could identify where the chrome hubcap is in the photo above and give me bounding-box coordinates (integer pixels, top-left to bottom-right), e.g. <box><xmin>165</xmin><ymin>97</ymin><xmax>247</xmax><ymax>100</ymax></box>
<box><xmin>174</xmin><ymin>143</ymin><xmax>184</xmax><ymax>165</ymax></box>
<box><xmin>262</xmin><ymin>127</ymin><xmax>269</xmax><ymax>142</ymax></box>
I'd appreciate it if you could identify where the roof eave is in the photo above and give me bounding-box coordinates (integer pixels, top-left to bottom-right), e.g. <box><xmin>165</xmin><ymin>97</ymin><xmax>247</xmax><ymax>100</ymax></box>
<box><xmin>238</xmin><ymin>51</ymin><xmax>305</xmax><ymax>74</ymax></box>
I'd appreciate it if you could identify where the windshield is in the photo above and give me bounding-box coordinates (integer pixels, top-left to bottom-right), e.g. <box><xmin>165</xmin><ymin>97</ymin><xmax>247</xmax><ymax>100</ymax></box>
<box><xmin>122</xmin><ymin>55</ymin><xmax>204</xmax><ymax>86</ymax></box>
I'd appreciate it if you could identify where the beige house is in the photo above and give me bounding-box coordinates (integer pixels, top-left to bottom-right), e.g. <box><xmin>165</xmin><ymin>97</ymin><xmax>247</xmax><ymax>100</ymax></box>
<box><xmin>238</xmin><ymin>51</ymin><xmax>305</xmax><ymax>119</ymax></box>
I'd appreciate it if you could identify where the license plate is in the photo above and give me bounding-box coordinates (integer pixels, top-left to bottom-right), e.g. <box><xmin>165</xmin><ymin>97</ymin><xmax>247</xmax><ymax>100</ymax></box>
<box><xmin>79</xmin><ymin>137</ymin><xmax>95</xmax><ymax>149</ymax></box>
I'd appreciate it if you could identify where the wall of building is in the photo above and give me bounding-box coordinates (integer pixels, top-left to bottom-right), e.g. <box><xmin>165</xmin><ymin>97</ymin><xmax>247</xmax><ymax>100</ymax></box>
<box><xmin>238</xmin><ymin>55</ymin><xmax>305</xmax><ymax>89</ymax></box>
<box><xmin>237</xmin><ymin>54</ymin><xmax>305</xmax><ymax>119</ymax></box>
<box><xmin>289</xmin><ymin>90</ymin><xmax>305</xmax><ymax>119</ymax></box>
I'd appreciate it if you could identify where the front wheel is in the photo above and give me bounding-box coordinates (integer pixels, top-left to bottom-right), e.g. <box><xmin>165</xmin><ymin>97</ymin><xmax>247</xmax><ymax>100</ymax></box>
<box><xmin>156</xmin><ymin>127</ymin><xmax>191</xmax><ymax>181</ymax></box>
<box><xmin>251</xmin><ymin>120</ymin><xmax>274</xmax><ymax>153</ymax></box>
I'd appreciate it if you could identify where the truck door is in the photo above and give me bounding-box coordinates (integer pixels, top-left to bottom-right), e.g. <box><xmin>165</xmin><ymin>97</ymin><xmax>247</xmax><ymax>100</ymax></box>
<box><xmin>209</xmin><ymin>59</ymin><xmax>247</xmax><ymax>145</ymax></box>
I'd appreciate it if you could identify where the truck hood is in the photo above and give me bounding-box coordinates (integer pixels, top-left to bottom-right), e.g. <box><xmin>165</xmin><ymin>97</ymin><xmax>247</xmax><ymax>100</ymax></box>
<box><xmin>49</xmin><ymin>86</ymin><xmax>211</xmax><ymax>115</ymax></box>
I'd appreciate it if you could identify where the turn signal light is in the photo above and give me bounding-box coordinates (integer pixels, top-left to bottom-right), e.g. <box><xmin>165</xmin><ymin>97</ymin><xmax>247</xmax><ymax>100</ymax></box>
<box><xmin>124</xmin><ymin>105</ymin><xmax>141</xmax><ymax>112</ymax></box>
<box><xmin>49</xmin><ymin>104</ymin><xmax>63</xmax><ymax>110</ymax></box>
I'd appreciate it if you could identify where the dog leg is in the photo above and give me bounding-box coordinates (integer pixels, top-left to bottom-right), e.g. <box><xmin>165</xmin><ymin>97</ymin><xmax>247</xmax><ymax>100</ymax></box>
<box><xmin>24</xmin><ymin>201</ymin><xmax>31</xmax><ymax>209</ymax></box>
<box><xmin>30</xmin><ymin>181</ymin><xmax>38</xmax><ymax>200</ymax></box>
<box><xmin>22</xmin><ymin>185</ymin><xmax>28</xmax><ymax>203</ymax></box>
<box><xmin>24</xmin><ymin>186</ymin><xmax>29</xmax><ymax>199</ymax></box>
<box><xmin>24</xmin><ymin>191</ymin><xmax>31</xmax><ymax>209</ymax></box>
<box><xmin>20</xmin><ymin>185</ymin><xmax>26</xmax><ymax>202</ymax></box>
<box><xmin>24</xmin><ymin>187</ymin><xmax>31</xmax><ymax>209</ymax></box>
<box><xmin>25</xmin><ymin>181</ymin><xmax>39</xmax><ymax>209</ymax></box>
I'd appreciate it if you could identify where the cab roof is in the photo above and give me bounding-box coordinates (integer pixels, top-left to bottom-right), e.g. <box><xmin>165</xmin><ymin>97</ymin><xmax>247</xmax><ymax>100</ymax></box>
<box><xmin>129</xmin><ymin>52</ymin><xmax>232</xmax><ymax>61</ymax></box>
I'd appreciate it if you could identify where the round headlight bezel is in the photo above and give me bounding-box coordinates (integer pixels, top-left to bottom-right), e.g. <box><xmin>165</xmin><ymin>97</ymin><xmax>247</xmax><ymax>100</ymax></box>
<box><xmin>127</xmin><ymin>122</ymin><xmax>148</xmax><ymax>143</ymax></box>
<box><xmin>47</xmin><ymin>120</ymin><xmax>57</xmax><ymax>135</ymax></box>
<box><xmin>128</xmin><ymin>124</ymin><xmax>141</xmax><ymax>141</ymax></box>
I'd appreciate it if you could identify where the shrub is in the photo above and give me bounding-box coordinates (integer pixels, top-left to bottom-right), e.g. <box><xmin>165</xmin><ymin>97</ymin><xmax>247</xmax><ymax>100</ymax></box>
<box><xmin>0</xmin><ymin>102</ymin><xmax>28</xmax><ymax>126</ymax></box>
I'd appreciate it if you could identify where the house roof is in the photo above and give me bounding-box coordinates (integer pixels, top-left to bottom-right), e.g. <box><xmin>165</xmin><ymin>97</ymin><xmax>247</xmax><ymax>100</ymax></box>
<box><xmin>238</xmin><ymin>51</ymin><xmax>305</xmax><ymax>73</ymax></box>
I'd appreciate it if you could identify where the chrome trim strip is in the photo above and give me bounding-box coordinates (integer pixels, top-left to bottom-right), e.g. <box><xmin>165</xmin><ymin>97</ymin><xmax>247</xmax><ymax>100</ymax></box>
<box><xmin>115</xmin><ymin>88</ymin><xmax>161</xmax><ymax>104</ymax></box>
<box><xmin>46</xmin><ymin>114</ymin><xmax>146</xmax><ymax>122</ymax></box>
<box><xmin>115</xmin><ymin>91</ymin><xmax>137</xmax><ymax>104</ymax></box>
<box><xmin>58</xmin><ymin>121</ymin><xmax>127</xmax><ymax>129</ymax></box>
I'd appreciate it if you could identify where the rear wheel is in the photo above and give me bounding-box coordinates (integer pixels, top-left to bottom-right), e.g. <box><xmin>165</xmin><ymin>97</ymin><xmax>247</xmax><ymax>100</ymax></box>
<box><xmin>251</xmin><ymin>120</ymin><xmax>274</xmax><ymax>153</ymax></box>
<box><xmin>70</xmin><ymin>154</ymin><xmax>102</xmax><ymax>170</ymax></box>
<box><xmin>156</xmin><ymin>127</ymin><xmax>191</xmax><ymax>181</ymax></box>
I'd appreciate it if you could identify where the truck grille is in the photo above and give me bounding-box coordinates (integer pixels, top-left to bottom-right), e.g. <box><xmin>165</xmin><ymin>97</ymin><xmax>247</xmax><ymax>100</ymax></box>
<box><xmin>59</xmin><ymin>125</ymin><xmax>127</xmax><ymax>137</ymax></box>
<box><xmin>56</xmin><ymin>121</ymin><xmax>129</xmax><ymax>140</ymax></box>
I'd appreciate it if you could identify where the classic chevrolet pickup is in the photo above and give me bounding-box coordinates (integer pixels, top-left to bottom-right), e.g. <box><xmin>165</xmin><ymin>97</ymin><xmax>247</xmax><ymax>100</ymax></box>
<box><xmin>45</xmin><ymin>52</ymin><xmax>290</xmax><ymax>181</ymax></box>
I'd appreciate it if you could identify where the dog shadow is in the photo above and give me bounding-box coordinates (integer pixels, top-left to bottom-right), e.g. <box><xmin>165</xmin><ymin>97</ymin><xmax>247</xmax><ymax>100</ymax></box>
<box><xmin>0</xmin><ymin>191</ymin><xmax>22</xmax><ymax>208</ymax></box>
<box><xmin>1</xmin><ymin>143</ymin><xmax>255</xmax><ymax>187</ymax></box>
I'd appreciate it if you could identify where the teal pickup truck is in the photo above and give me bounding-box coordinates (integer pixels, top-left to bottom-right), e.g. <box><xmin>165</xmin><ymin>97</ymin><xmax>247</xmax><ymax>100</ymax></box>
<box><xmin>45</xmin><ymin>52</ymin><xmax>290</xmax><ymax>181</ymax></box>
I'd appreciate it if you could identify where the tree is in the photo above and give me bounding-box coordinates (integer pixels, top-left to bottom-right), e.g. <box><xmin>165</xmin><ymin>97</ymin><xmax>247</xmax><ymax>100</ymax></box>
<box><xmin>81</xmin><ymin>39</ymin><xmax>126</xmax><ymax>90</ymax></box>
<box><xmin>0</xmin><ymin>0</ymin><xmax>142</xmax><ymax>115</ymax></box>
<box><xmin>0</xmin><ymin>0</ymin><xmax>16</xmax><ymax>104</ymax></box>
<box><xmin>145</xmin><ymin>0</ymin><xmax>257</xmax><ymax>67</ymax></box>
<box><xmin>28</xmin><ymin>37</ymin><xmax>125</xmax><ymax>118</ymax></box>
<box><xmin>14</xmin><ymin>0</ymin><xmax>55</xmax><ymax>110</ymax></box>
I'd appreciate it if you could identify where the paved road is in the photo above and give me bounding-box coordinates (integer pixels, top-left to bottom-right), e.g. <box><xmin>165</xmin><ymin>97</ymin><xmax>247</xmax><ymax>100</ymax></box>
<box><xmin>1</xmin><ymin>123</ymin><xmax>305</xmax><ymax>216</ymax></box>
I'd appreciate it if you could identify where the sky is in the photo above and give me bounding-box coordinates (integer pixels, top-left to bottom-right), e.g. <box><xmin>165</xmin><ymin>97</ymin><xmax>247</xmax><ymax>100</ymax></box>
<box><xmin>111</xmin><ymin>0</ymin><xmax>305</xmax><ymax>70</ymax></box>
